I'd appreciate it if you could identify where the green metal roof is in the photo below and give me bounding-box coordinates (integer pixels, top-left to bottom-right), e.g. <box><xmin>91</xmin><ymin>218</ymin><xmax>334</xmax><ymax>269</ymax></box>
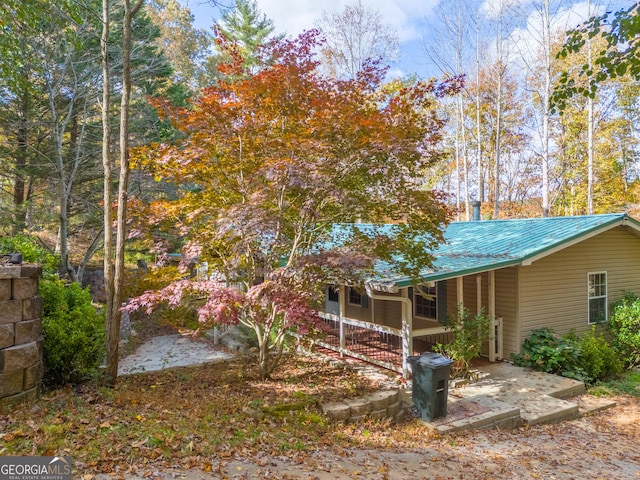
<box><xmin>344</xmin><ymin>213</ymin><xmax>640</xmax><ymax>288</ymax></box>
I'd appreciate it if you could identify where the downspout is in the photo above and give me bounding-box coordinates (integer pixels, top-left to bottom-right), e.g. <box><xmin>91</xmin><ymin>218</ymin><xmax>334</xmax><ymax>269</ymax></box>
<box><xmin>365</xmin><ymin>285</ymin><xmax>413</xmax><ymax>378</ymax></box>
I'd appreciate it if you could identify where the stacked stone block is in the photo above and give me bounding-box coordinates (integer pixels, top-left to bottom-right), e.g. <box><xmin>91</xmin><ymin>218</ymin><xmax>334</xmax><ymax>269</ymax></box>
<box><xmin>82</xmin><ymin>267</ymin><xmax>106</xmax><ymax>303</ymax></box>
<box><xmin>321</xmin><ymin>389</ymin><xmax>403</xmax><ymax>423</ymax></box>
<box><xmin>0</xmin><ymin>264</ymin><xmax>43</xmax><ymax>408</ymax></box>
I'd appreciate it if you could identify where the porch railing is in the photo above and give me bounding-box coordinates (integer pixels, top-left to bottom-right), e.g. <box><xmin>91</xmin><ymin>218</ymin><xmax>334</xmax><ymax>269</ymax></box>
<box><xmin>315</xmin><ymin>312</ymin><xmax>405</xmax><ymax>374</ymax></box>
<box><xmin>315</xmin><ymin>312</ymin><xmax>460</xmax><ymax>377</ymax></box>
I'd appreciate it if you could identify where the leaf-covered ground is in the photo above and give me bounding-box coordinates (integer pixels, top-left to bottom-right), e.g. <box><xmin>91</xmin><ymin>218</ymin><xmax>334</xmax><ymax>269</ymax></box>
<box><xmin>1</xmin><ymin>356</ymin><xmax>639</xmax><ymax>479</ymax></box>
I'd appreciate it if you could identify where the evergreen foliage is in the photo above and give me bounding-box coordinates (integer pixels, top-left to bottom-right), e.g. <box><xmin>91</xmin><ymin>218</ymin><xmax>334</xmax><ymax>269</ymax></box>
<box><xmin>40</xmin><ymin>278</ymin><xmax>105</xmax><ymax>388</ymax></box>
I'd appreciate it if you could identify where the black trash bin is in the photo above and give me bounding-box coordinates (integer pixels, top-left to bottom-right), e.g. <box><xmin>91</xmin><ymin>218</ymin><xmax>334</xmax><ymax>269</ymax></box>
<box><xmin>408</xmin><ymin>352</ymin><xmax>453</xmax><ymax>422</ymax></box>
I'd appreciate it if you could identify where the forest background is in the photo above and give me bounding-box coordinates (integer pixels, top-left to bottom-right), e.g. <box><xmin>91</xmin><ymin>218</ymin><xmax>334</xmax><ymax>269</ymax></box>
<box><xmin>1</xmin><ymin>0</ymin><xmax>639</xmax><ymax>280</ymax></box>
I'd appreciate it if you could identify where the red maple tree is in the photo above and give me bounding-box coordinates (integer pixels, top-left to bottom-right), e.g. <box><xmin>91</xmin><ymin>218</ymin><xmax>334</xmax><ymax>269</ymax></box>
<box><xmin>127</xmin><ymin>30</ymin><xmax>460</xmax><ymax>379</ymax></box>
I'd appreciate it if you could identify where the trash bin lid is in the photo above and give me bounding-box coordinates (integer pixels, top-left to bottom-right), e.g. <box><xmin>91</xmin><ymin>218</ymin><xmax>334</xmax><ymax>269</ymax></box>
<box><xmin>408</xmin><ymin>352</ymin><xmax>453</xmax><ymax>368</ymax></box>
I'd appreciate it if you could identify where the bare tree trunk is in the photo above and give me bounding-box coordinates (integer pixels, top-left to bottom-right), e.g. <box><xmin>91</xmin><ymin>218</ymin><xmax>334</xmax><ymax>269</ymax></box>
<box><xmin>475</xmin><ymin>21</ymin><xmax>484</xmax><ymax>204</ymax></box>
<box><xmin>47</xmin><ymin>48</ymin><xmax>85</xmax><ymax>280</ymax></box>
<box><xmin>492</xmin><ymin>3</ymin><xmax>508</xmax><ymax>220</ymax></box>
<box><xmin>13</xmin><ymin>88</ymin><xmax>29</xmax><ymax>235</ymax></box>
<box><xmin>423</xmin><ymin>0</ymin><xmax>471</xmax><ymax>219</ymax></box>
<box><xmin>459</xmin><ymin>93</ymin><xmax>470</xmax><ymax>221</ymax></box>
<box><xmin>455</xmin><ymin>113</ymin><xmax>461</xmax><ymax>221</ymax></box>
<box><xmin>586</xmin><ymin>0</ymin><xmax>594</xmax><ymax>214</ymax></box>
<box><xmin>587</xmin><ymin>97</ymin><xmax>594</xmax><ymax>213</ymax></box>
<box><xmin>493</xmin><ymin>76</ymin><xmax>502</xmax><ymax>220</ymax></box>
<box><xmin>541</xmin><ymin>0</ymin><xmax>551</xmax><ymax>217</ymax></box>
<box><xmin>103</xmin><ymin>0</ymin><xmax>145</xmax><ymax>386</ymax></box>
<box><xmin>102</xmin><ymin>0</ymin><xmax>117</xmax><ymax>385</ymax></box>
<box><xmin>493</xmin><ymin>34</ymin><xmax>503</xmax><ymax>220</ymax></box>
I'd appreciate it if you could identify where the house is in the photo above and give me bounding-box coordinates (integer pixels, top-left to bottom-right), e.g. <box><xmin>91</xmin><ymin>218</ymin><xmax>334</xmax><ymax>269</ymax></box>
<box><xmin>319</xmin><ymin>213</ymin><xmax>640</xmax><ymax>377</ymax></box>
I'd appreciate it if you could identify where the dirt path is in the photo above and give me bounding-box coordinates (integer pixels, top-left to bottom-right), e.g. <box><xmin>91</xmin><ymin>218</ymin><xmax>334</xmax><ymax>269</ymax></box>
<box><xmin>114</xmin><ymin>395</ymin><xmax>639</xmax><ymax>480</ymax></box>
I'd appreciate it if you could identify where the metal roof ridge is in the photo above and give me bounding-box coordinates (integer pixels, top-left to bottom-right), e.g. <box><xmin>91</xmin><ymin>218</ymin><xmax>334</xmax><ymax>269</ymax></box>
<box><xmin>447</xmin><ymin>212</ymin><xmax>626</xmax><ymax>225</ymax></box>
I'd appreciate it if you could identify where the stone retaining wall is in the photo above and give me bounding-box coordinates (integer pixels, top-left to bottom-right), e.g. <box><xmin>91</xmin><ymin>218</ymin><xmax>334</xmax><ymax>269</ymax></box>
<box><xmin>0</xmin><ymin>264</ymin><xmax>43</xmax><ymax>408</ymax></box>
<box><xmin>321</xmin><ymin>389</ymin><xmax>403</xmax><ymax>423</ymax></box>
<box><xmin>82</xmin><ymin>267</ymin><xmax>106</xmax><ymax>303</ymax></box>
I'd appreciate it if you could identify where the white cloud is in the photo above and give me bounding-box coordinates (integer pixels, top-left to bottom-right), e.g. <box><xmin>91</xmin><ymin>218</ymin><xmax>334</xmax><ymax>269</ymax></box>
<box><xmin>182</xmin><ymin>0</ymin><xmax>452</xmax><ymax>78</ymax></box>
<box><xmin>550</xmin><ymin>1</ymin><xmax>606</xmax><ymax>32</ymax></box>
<box><xmin>507</xmin><ymin>1</ymin><xmax>609</xmax><ymax>68</ymax></box>
<box><xmin>257</xmin><ymin>0</ymin><xmax>439</xmax><ymax>43</ymax></box>
<box><xmin>480</xmin><ymin>0</ymin><xmax>530</xmax><ymax>19</ymax></box>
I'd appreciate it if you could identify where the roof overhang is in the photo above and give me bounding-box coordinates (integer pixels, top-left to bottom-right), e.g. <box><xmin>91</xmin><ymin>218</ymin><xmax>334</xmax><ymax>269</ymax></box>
<box><xmin>369</xmin><ymin>214</ymin><xmax>640</xmax><ymax>291</ymax></box>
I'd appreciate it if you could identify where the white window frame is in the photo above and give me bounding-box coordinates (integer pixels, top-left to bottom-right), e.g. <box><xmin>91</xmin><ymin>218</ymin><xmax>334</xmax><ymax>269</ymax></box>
<box><xmin>414</xmin><ymin>284</ymin><xmax>437</xmax><ymax>320</ymax></box>
<box><xmin>588</xmin><ymin>271</ymin><xmax>608</xmax><ymax>324</ymax></box>
<box><xmin>347</xmin><ymin>287</ymin><xmax>363</xmax><ymax>307</ymax></box>
<box><xmin>327</xmin><ymin>286</ymin><xmax>339</xmax><ymax>303</ymax></box>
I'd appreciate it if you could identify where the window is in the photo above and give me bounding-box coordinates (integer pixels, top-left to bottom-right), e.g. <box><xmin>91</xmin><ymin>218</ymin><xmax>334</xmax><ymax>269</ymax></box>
<box><xmin>588</xmin><ymin>272</ymin><xmax>607</xmax><ymax>324</ymax></box>
<box><xmin>347</xmin><ymin>287</ymin><xmax>368</xmax><ymax>307</ymax></box>
<box><xmin>414</xmin><ymin>284</ymin><xmax>437</xmax><ymax>319</ymax></box>
<box><xmin>348</xmin><ymin>287</ymin><xmax>363</xmax><ymax>306</ymax></box>
<box><xmin>327</xmin><ymin>286</ymin><xmax>339</xmax><ymax>303</ymax></box>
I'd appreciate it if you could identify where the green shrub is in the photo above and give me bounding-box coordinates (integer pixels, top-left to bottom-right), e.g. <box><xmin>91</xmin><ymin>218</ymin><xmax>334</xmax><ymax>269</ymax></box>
<box><xmin>609</xmin><ymin>291</ymin><xmax>640</xmax><ymax>367</ymax></box>
<box><xmin>512</xmin><ymin>328</ymin><xmax>588</xmax><ymax>381</ymax></box>
<box><xmin>41</xmin><ymin>278</ymin><xmax>104</xmax><ymax>388</ymax></box>
<box><xmin>513</xmin><ymin>327</ymin><xmax>623</xmax><ymax>383</ymax></box>
<box><xmin>435</xmin><ymin>306</ymin><xmax>492</xmax><ymax>379</ymax></box>
<box><xmin>577</xmin><ymin>328</ymin><xmax>623</xmax><ymax>381</ymax></box>
<box><xmin>0</xmin><ymin>234</ymin><xmax>58</xmax><ymax>273</ymax></box>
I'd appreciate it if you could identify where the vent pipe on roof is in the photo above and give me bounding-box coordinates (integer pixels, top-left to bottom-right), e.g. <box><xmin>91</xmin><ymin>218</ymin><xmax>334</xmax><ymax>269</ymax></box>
<box><xmin>472</xmin><ymin>200</ymin><xmax>481</xmax><ymax>221</ymax></box>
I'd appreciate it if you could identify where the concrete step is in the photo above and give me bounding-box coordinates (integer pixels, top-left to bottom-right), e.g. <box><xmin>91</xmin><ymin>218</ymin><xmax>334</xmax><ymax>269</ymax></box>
<box><xmin>470</xmin><ymin>363</ymin><xmax>586</xmax><ymax>400</ymax></box>
<box><xmin>578</xmin><ymin>395</ymin><xmax>617</xmax><ymax>416</ymax></box>
<box><xmin>508</xmin><ymin>393</ymin><xmax>580</xmax><ymax>425</ymax></box>
<box><xmin>428</xmin><ymin>395</ymin><xmax>522</xmax><ymax>434</ymax></box>
<box><xmin>547</xmin><ymin>378</ymin><xmax>586</xmax><ymax>399</ymax></box>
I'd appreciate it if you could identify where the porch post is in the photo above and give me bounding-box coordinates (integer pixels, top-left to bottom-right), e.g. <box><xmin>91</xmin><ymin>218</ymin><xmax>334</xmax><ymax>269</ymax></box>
<box><xmin>401</xmin><ymin>287</ymin><xmax>413</xmax><ymax>379</ymax></box>
<box><xmin>456</xmin><ymin>276</ymin><xmax>464</xmax><ymax>308</ymax></box>
<box><xmin>488</xmin><ymin>270</ymin><xmax>496</xmax><ymax>362</ymax></box>
<box><xmin>476</xmin><ymin>275</ymin><xmax>482</xmax><ymax>315</ymax></box>
<box><xmin>370</xmin><ymin>292</ymin><xmax>375</xmax><ymax>324</ymax></box>
<box><xmin>339</xmin><ymin>285</ymin><xmax>346</xmax><ymax>357</ymax></box>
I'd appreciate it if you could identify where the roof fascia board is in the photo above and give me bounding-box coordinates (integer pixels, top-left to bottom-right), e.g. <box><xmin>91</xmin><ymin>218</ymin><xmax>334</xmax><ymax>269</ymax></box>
<box><xmin>393</xmin><ymin>258</ymin><xmax>521</xmax><ymax>288</ymax></box>
<box><xmin>622</xmin><ymin>214</ymin><xmax>640</xmax><ymax>232</ymax></box>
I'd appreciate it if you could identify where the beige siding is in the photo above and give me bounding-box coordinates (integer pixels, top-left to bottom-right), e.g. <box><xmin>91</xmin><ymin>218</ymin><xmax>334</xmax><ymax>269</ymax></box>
<box><xmin>345</xmin><ymin>301</ymin><xmax>372</xmax><ymax>322</ymax></box>
<box><xmin>495</xmin><ymin>267</ymin><xmax>518</xmax><ymax>357</ymax></box>
<box><xmin>518</xmin><ymin>226</ymin><xmax>640</xmax><ymax>342</ymax></box>
<box><xmin>462</xmin><ymin>275</ymin><xmax>479</xmax><ymax>313</ymax></box>
<box><xmin>444</xmin><ymin>274</ymin><xmax>489</xmax><ymax>320</ymax></box>
<box><xmin>442</xmin><ymin>271</ymin><xmax>518</xmax><ymax>358</ymax></box>
<box><xmin>446</xmin><ymin>278</ymin><xmax>457</xmax><ymax>318</ymax></box>
<box><xmin>373</xmin><ymin>298</ymin><xmax>386</xmax><ymax>324</ymax></box>
<box><xmin>372</xmin><ymin>296</ymin><xmax>403</xmax><ymax>329</ymax></box>
<box><xmin>384</xmin><ymin>300</ymin><xmax>403</xmax><ymax>329</ymax></box>
<box><xmin>371</xmin><ymin>291</ymin><xmax>403</xmax><ymax>328</ymax></box>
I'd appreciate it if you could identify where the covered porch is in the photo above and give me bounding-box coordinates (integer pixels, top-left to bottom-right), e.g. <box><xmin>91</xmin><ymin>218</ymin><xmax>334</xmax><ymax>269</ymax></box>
<box><xmin>317</xmin><ymin>271</ymin><xmax>504</xmax><ymax>378</ymax></box>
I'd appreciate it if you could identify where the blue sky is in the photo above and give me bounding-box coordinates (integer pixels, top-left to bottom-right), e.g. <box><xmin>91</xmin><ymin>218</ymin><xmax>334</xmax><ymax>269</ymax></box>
<box><xmin>180</xmin><ymin>0</ymin><xmax>630</xmax><ymax>80</ymax></box>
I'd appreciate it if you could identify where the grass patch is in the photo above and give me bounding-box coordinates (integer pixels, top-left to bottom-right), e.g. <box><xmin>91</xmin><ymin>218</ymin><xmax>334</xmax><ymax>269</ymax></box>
<box><xmin>589</xmin><ymin>369</ymin><xmax>640</xmax><ymax>397</ymax></box>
